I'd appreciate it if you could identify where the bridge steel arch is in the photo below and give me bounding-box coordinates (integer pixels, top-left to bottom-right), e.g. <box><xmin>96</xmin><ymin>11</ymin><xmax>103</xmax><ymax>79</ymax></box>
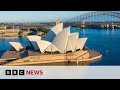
<box><xmin>65</xmin><ymin>11</ymin><xmax>120</xmax><ymax>23</ymax></box>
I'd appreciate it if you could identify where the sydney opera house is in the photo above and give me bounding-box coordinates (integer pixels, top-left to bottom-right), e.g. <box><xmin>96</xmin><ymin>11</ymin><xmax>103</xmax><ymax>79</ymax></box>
<box><xmin>8</xmin><ymin>23</ymin><xmax>87</xmax><ymax>54</ymax></box>
<box><xmin>0</xmin><ymin>21</ymin><xmax>102</xmax><ymax>66</ymax></box>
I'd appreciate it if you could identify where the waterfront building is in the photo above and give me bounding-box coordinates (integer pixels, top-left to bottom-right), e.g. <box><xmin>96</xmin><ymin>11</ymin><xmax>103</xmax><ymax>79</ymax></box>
<box><xmin>9</xmin><ymin>22</ymin><xmax>88</xmax><ymax>54</ymax></box>
<box><xmin>0</xmin><ymin>25</ymin><xmax>8</xmax><ymax>30</ymax></box>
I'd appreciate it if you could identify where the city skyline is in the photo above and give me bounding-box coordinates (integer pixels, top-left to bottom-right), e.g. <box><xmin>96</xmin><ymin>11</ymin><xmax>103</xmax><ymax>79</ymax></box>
<box><xmin>0</xmin><ymin>11</ymin><xmax>92</xmax><ymax>23</ymax></box>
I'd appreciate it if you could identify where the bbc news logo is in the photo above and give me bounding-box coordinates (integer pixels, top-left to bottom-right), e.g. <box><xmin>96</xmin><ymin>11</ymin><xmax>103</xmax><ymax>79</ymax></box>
<box><xmin>5</xmin><ymin>70</ymin><xmax>43</xmax><ymax>75</ymax></box>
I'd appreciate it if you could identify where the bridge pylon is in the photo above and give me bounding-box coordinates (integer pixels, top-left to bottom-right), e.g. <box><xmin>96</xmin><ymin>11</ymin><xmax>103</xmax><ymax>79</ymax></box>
<box><xmin>81</xmin><ymin>19</ymin><xmax>85</xmax><ymax>28</ymax></box>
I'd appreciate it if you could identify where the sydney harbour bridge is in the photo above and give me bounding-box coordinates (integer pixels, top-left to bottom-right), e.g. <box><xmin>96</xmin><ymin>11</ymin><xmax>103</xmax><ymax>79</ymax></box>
<box><xmin>4</xmin><ymin>11</ymin><xmax>120</xmax><ymax>30</ymax></box>
<box><xmin>63</xmin><ymin>11</ymin><xmax>120</xmax><ymax>29</ymax></box>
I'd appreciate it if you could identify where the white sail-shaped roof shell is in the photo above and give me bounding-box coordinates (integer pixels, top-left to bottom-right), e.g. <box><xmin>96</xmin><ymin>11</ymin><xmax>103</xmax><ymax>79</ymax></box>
<box><xmin>66</xmin><ymin>39</ymin><xmax>72</xmax><ymax>52</ymax></box>
<box><xmin>76</xmin><ymin>38</ymin><xmax>88</xmax><ymax>50</ymax></box>
<box><xmin>44</xmin><ymin>44</ymin><xmax>60</xmax><ymax>53</ymax></box>
<box><xmin>27</xmin><ymin>35</ymin><xmax>41</xmax><ymax>41</ymax></box>
<box><xmin>52</xmin><ymin>27</ymin><xmax>71</xmax><ymax>53</ymax></box>
<box><xmin>44</xmin><ymin>23</ymin><xmax>63</xmax><ymax>42</ymax></box>
<box><xmin>27</xmin><ymin>35</ymin><xmax>41</xmax><ymax>50</ymax></box>
<box><xmin>66</xmin><ymin>33</ymin><xmax>79</xmax><ymax>52</ymax></box>
<box><xmin>9</xmin><ymin>42</ymin><xmax>24</xmax><ymax>51</ymax></box>
<box><xmin>37</xmin><ymin>41</ymin><xmax>51</xmax><ymax>53</ymax></box>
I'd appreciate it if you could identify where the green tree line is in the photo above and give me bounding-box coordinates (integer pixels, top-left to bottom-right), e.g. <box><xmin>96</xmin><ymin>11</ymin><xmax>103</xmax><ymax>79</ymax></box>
<box><xmin>37</xmin><ymin>27</ymin><xmax>49</xmax><ymax>34</ymax></box>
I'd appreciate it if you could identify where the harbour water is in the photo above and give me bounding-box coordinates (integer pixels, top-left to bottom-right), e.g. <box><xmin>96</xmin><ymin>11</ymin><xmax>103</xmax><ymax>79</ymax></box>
<box><xmin>0</xmin><ymin>27</ymin><xmax>120</xmax><ymax>66</ymax></box>
<box><xmin>71</xmin><ymin>27</ymin><xmax>120</xmax><ymax>65</ymax></box>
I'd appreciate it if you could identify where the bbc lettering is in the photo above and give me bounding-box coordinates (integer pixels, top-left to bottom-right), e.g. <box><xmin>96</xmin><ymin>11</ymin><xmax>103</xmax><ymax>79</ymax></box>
<box><xmin>5</xmin><ymin>70</ymin><xmax>25</xmax><ymax>75</ymax></box>
<box><xmin>5</xmin><ymin>70</ymin><xmax>43</xmax><ymax>75</ymax></box>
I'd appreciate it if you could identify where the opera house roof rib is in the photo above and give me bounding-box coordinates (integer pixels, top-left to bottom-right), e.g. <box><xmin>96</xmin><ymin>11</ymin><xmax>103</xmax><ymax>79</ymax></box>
<box><xmin>44</xmin><ymin>23</ymin><xmax>63</xmax><ymax>42</ymax></box>
<box><xmin>37</xmin><ymin>41</ymin><xmax>60</xmax><ymax>53</ymax></box>
<box><xmin>66</xmin><ymin>33</ymin><xmax>79</xmax><ymax>52</ymax></box>
<box><xmin>52</xmin><ymin>26</ymin><xmax>71</xmax><ymax>53</ymax></box>
<box><xmin>27</xmin><ymin>35</ymin><xmax>41</xmax><ymax>50</ymax></box>
<box><xmin>44</xmin><ymin>44</ymin><xmax>60</xmax><ymax>53</ymax></box>
<box><xmin>8</xmin><ymin>22</ymin><xmax>88</xmax><ymax>54</ymax></box>
<box><xmin>37</xmin><ymin>41</ymin><xmax>51</xmax><ymax>53</ymax></box>
<box><xmin>9</xmin><ymin>42</ymin><xmax>25</xmax><ymax>51</ymax></box>
<box><xmin>76</xmin><ymin>38</ymin><xmax>88</xmax><ymax>50</ymax></box>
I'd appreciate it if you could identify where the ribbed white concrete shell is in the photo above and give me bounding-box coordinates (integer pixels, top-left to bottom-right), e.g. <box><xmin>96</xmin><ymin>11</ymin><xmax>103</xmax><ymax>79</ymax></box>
<box><xmin>44</xmin><ymin>44</ymin><xmax>60</xmax><ymax>53</ymax></box>
<box><xmin>66</xmin><ymin>33</ymin><xmax>79</xmax><ymax>52</ymax></box>
<box><xmin>52</xmin><ymin>27</ymin><xmax>71</xmax><ymax>53</ymax></box>
<box><xmin>27</xmin><ymin>35</ymin><xmax>41</xmax><ymax>41</ymax></box>
<box><xmin>66</xmin><ymin>39</ymin><xmax>72</xmax><ymax>52</ymax></box>
<box><xmin>9</xmin><ymin>42</ymin><xmax>24</xmax><ymax>51</ymax></box>
<box><xmin>37</xmin><ymin>41</ymin><xmax>51</xmax><ymax>53</ymax></box>
<box><xmin>76</xmin><ymin>38</ymin><xmax>88</xmax><ymax>50</ymax></box>
<box><xmin>44</xmin><ymin>23</ymin><xmax>63</xmax><ymax>42</ymax></box>
<box><xmin>27</xmin><ymin>35</ymin><xmax>41</xmax><ymax>50</ymax></box>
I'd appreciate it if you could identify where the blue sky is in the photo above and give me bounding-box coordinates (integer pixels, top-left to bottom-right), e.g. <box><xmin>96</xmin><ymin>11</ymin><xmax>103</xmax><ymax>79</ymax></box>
<box><xmin>0</xmin><ymin>11</ymin><xmax>92</xmax><ymax>23</ymax></box>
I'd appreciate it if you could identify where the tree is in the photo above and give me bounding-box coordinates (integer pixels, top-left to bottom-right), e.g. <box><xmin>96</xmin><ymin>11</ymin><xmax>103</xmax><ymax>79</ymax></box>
<box><xmin>18</xmin><ymin>30</ymin><xmax>23</xmax><ymax>36</ymax></box>
<box><xmin>37</xmin><ymin>27</ymin><xmax>49</xmax><ymax>34</ymax></box>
